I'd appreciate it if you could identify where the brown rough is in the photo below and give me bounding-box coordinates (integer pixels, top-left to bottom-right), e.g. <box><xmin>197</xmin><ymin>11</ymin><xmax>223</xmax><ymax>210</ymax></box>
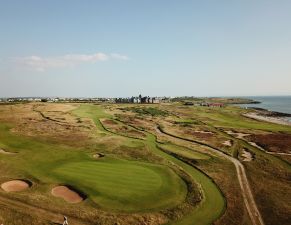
<box><xmin>247</xmin><ymin>133</ymin><xmax>291</xmax><ymax>154</ymax></box>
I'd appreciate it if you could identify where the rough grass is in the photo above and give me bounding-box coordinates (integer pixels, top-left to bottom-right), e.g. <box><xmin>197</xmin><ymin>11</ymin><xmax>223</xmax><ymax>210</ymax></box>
<box><xmin>160</xmin><ymin>104</ymin><xmax>291</xmax><ymax>225</ymax></box>
<box><xmin>0</xmin><ymin>205</ymin><xmax>46</xmax><ymax>225</ymax></box>
<box><xmin>100</xmin><ymin>118</ymin><xmax>146</xmax><ymax>139</ymax></box>
<box><xmin>126</xmin><ymin>106</ymin><xmax>169</xmax><ymax>116</ymax></box>
<box><xmin>246</xmin><ymin>133</ymin><xmax>291</xmax><ymax>153</ymax></box>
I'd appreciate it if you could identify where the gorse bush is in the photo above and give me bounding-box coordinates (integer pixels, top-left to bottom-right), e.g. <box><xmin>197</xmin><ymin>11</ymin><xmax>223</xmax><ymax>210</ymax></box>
<box><xmin>127</xmin><ymin>107</ymin><xmax>169</xmax><ymax>116</ymax></box>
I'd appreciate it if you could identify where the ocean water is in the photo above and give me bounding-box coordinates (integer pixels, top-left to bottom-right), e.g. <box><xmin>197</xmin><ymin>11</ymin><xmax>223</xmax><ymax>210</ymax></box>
<box><xmin>237</xmin><ymin>96</ymin><xmax>291</xmax><ymax>122</ymax></box>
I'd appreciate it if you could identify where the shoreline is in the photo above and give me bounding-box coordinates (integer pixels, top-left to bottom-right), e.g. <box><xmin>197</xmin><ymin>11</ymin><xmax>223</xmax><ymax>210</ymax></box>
<box><xmin>244</xmin><ymin>112</ymin><xmax>291</xmax><ymax>126</ymax></box>
<box><xmin>247</xmin><ymin>107</ymin><xmax>291</xmax><ymax>117</ymax></box>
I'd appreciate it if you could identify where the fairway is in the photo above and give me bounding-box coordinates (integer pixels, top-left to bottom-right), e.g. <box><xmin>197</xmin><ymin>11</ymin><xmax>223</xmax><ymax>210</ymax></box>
<box><xmin>52</xmin><ymin>158</ymin><xmax>187</xmax><ymax>212</ymax></box>
<box><xmin>159</xmin><ymin>143</ymin><xmax>210</xmax><ymax>160</ymax></box>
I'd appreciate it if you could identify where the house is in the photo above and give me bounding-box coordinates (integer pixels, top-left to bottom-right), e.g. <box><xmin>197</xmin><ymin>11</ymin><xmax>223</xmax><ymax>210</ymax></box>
<box><xmin>208</xmin><ymin>103</ymin><xmax>224</xmax><ymax>107</ymax></box>
<box><xmin>200</xmin><ymin>102</ymin><xmax>209</xmax><ymax>106</ymax></box>
<box><xmin>152</xmin><ymin>98</ymin><xmax>160</xmax><ymax>104</ymax></box>
<box><xmin>114</xmin><ymin>95</ymin><xmax>165</xmax><ymax>104</ymax></box>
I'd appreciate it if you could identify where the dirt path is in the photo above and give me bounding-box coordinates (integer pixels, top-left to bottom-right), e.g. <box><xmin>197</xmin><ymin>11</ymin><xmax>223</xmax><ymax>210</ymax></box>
<box><xmin>157</xmin><ymin>127</ymin><xmax>265</xmax><ymax>225</ymax></box>
<box><xmin>266</xmin><ymin>151</ymin><xmax>291</xmax><ymax>156</ymax></box>
<box><xmin>0</xmin><ymin>195</ymin><xmax>90</xmax><ymax>225</ymax></box>
<box><xmin>216</xmin><ymin>150</ymin><xmax>264</xmax><ymax>225</ymax></box>
<box><xmin>248</xmin><ymin>141</ymin><xmax>291</xmax><ymax>156</ymax></box>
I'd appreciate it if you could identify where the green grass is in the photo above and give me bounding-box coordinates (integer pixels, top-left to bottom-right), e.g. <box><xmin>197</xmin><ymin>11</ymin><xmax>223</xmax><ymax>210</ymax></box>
<box><xmin>158</xmin><ymin>143</ymin><xmax>210</xmax><ymax>160</ymax></box>
<box><xmin>52</xmin><ymin>157</ymin><xmax>187</xmax><ymax>212</ymax></box>
<box><xmin>171</xmin><ymin>162</ymin><xmax>225</xmax><ymax>225</ymax></box>
<box><xmin>144</xmin><ymin>134</ymin><xmax>225</xmax><ymax>225</ymax></box>
<box><xmin>192</xmin><ymin>106</ymin><xmax>291</xmax><ymax>132</ymax></box>
<box><xmin>72</xmin><ymin>104</ymin><xmax>112</xmax><ymax>132</ymax></box>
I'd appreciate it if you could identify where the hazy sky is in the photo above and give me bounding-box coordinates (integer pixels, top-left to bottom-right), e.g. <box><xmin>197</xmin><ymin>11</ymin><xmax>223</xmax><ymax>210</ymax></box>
<box><xmin>1</xmin><ymin>0</ymin><xmax>291</xmax><ymax>97</ymax></box>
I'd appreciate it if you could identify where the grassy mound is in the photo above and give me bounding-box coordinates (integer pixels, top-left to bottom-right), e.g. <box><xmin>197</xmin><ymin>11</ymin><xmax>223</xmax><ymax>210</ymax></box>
<box><xmin>52</xmin><ymin>158</ymin><xmax>187</xmax><ymax>212</ymax></box>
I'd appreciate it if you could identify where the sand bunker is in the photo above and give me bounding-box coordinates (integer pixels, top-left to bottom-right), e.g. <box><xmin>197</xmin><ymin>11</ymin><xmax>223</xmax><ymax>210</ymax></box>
<box><xmin>1</xmin><ymin>180</ymin><xmax>30</xmax><ymax>192</ymax></box>
<box><xmin>0</xmin><ymin>148</ymin><xmax>16</xmax><ymax>155</ymax></box>
<box><xmin>222</xmin><ymin>140</ymin><xmax>232</xmax><ymax>147</ymax></box>
<box><xmin>93</xmin><ymin>153</ymin><xmax>105</xmax><ymax>159</ymax></box>
<box><xmin>249</xmin><ymin>142</ymin><xmax>265</xmax><ymax>151</ymax></box>
<box><xmin>194</xmin><ymin>130</ymin><xmax>213</xmax><ymax>134</ymax></box>
<box><xmin>241</xmin><ymin>149</ymin><xmax>253</xmax><ymax>162</ymax></box>
<box><xmin>226</xmin><ymin>130</ymin><xmax>250</xmax><ymax>139</ymax></box>
<box><xmin>51</xmin><ymin>186</ymin><xmax>84</xmax><ymax>203</ymax></box>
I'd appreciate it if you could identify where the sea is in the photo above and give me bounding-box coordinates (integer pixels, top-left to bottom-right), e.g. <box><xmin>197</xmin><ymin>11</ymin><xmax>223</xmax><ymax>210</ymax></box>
<box><xmin>236</xmin><ymin>96</ymin><xmax>291</xmax><ymax>122</ymax></box>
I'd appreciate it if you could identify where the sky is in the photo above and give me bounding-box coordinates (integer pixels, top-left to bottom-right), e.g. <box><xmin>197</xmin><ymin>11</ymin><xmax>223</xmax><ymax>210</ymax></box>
<box><xmin>0</xmin><ymin>0</ymin><xmax>291</xmax><ymax>97</ymax></box>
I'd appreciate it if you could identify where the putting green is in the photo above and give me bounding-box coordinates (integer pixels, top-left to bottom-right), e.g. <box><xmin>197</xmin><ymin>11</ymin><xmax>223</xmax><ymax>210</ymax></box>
<box><xmin>52</xmin><ymin>158</ymin><xmax>187</xmax><ymax>212</ymax></box>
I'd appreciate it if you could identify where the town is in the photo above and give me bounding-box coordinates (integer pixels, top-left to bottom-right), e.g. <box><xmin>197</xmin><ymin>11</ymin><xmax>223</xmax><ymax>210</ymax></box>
<box><xmin>0</xmin><ymin>95</ymin><xmax>228</xmax><ymax>107</ymax></box>
<box><xmin>0</xmin><ymin>95</ymin><xmax>168</xmax><ymax>104</ymax></box>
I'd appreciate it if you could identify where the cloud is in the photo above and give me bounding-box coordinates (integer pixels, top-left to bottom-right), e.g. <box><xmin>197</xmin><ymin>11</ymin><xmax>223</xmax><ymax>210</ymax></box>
<box><xmin>110</xmin><ymin>53</ymin><xmax>129</xmax><ymax>60</ymax></box>
<box><xmin>12</xmin><ymin>52</ymin><xmax>128</xmax><ymax>71</ymax></box>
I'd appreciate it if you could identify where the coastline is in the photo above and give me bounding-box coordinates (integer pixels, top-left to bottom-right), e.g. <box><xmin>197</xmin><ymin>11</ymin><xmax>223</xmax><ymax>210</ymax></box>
<box><xmin>244</xmin><ymin>112</ymin><xmax>291</xmax><ymax>126</ymax></box>
<box><xmin>236</xmin><ymin>96</ymin><xmax>291</xmax><ymax>115</ymax></box>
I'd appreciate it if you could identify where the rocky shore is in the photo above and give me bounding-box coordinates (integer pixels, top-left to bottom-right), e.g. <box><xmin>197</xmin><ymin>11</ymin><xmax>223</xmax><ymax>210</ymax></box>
<box><xmin>244</xmin><ymin>108</ymin><xmax>291</xmax><ymax>126</ymax></box>
<box><xmin>250</xmin><ymin>107</ymin><xmax>291</xmax><ymax>117</ymax></box>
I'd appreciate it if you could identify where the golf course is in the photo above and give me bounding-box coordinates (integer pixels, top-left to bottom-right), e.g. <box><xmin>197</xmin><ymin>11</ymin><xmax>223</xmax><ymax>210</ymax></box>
<box><xmin>0</xmin><ymin>102</ymin><xmax>290</xmax><ymax>225</ymax></box>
